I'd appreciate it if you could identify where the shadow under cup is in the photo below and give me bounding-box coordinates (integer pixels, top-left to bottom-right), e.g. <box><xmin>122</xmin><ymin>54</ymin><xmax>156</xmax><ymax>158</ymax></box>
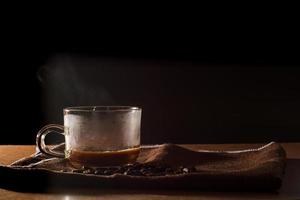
<box><xmin>37</xmin><ymin>106</ymin><xmax>142</xmax><ymax>167</ymax></box>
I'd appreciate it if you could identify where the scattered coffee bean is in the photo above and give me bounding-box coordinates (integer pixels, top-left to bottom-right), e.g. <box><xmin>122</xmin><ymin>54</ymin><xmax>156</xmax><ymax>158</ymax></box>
<box><xmin>94</xmin><ymin>170</ymin><xmax>101</xmax><ymax>175</ymax></box>
<box><xmin>165</xmin><ymin>168</ymin><xmax>174</xmax><ymax>174</ymax></box>
<box><xmin>72</xmin><ymin>169</ymin><xmax>84</xmax><ymax>173</ymax></box>
<box><xmin>127</xmin><ymin>169</ymin><xmax>144</xmax><ymax>176</ymax></box>
<box><xmin>103</xmin><ymin>169</ymin><xmax>114</xmax><ymax>175</ymax></box>
<box><xmin>141</xmin><ymin>168</ymin><xmax>149</xmax><ymax>173</ymax></box>
<box><xmin>83</xmin><ymin>169</ymin><xmax>93</xmax><ymax>174</ymax></box>
<box><xmin>115</xmin><ymin>167</ymin><xmax>125</xmax><ymax>173</ymax></box>
<box><xmin>182</xmin><ymin>168</ymin><xmax>189</xmax><ymax>173</ymax></box>
<box><xmin>70</xmin><ymin>163</ymin><xmax>197</xmax><ymax>176</ymax></box>
<box><xmin>110</xmin><ymin>166</ymin><xmax>122</xmax><ymax>173</ymax></box>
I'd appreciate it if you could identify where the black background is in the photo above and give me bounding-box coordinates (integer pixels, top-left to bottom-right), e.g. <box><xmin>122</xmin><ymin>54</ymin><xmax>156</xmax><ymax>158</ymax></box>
<box><xmin>2</xmin><ymin>11</ymin><xmax>300</xmax><ymax>144</ymax></box>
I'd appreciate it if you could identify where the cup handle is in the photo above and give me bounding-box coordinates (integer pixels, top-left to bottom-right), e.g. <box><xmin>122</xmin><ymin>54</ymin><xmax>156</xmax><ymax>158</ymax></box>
<box><xmin>36</xmin><ymin>124</ymin><xmax>65</xmax><ymax>158</ymax></box>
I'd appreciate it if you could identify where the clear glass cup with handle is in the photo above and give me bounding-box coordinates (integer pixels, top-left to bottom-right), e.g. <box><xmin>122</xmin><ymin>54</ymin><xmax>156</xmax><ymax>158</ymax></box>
<box><xmin>36</xmin><ymin>106</ymin><xmax>142</xmax><ymax>167</ymax></box>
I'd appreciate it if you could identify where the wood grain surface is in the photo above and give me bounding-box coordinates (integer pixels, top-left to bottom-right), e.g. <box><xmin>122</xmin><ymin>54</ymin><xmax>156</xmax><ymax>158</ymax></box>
<box><xmin>0</xmin><ymin>143</ymin><xmax>299</xmax><ymax>200</ymax></box>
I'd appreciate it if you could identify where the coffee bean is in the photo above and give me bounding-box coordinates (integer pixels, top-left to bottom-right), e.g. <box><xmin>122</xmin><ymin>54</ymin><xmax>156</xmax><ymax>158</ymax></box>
<box><xmin>72</xmin><ymin>169</ymin><xmax>84</xmax><ymax>173</ymax></box>
<box><xmin>110</xmin><ymin>166</ymin><xmax>122</xmax><ymax>172</ymax></box>
<box><xmin>165</xmin><ymin>168</ymin><xmax>174</xmax><ymax>174</ymax></box>
<box><xmin>123</xmin><ymin>164</ymin><xmax>134</xmax><ymax>169</ymax></box>
<box><xmin>103</xmin><ymin>169</ymin><xmax>115</xmax><ymax>175</ymax></box>
<box><xmin>83</xmin><ymin>169</ymin><xmax>93</xmax><ymax>174</ymax></box>
<box><xmin>94</xmin><ymin>170</ymin><xmax>101</xmax><ymax>175</ymax></box>
<box><xmin>182</xmin><ymin>168</ymin><xmax>189</xmax><ymax>173</ymax></box>
<box><xmin>114</xmin><ymin>167</ymin><xmax>125</xmax><ymax>173</ymax></box>
<box><xmin>126</xmin><ymin>169</ymin><xmax>143</xmax><ymax>176</ymax></box>
<box><xmin>140</xmin><ymin>168</ymin><xmax>149</xmax><ymax>173</ymax></box>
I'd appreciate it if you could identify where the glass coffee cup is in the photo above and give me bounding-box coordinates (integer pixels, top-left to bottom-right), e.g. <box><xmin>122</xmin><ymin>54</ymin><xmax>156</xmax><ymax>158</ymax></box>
<box><xmin>36</xmin><ymin>106</ymin><xmax>141</xmax><ymax>167</ymax></box>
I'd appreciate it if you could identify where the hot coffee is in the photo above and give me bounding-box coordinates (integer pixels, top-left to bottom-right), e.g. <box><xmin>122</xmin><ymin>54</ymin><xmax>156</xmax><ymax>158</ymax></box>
<box><xmin>66</xmin><ymin>146</ymin><xmax>141</xmax><ymax>166</ymax></box>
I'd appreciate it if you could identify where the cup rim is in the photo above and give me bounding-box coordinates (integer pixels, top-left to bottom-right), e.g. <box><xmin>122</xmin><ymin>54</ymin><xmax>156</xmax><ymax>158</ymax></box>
<box><xmin>64</xmin><ymin>106</ymin><xmax>141</xmax><ymax>113</ymax></box>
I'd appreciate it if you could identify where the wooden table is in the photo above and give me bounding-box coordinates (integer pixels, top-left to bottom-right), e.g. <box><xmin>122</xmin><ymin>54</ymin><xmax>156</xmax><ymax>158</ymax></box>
<box><xmin>0</xmin><ymin>143</ymin><xmax>299</xmax><ymax>200</ymax></box>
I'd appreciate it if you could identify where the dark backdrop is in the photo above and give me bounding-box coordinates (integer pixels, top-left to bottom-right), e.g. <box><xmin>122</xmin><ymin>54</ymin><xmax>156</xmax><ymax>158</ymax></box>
<box><xmin>2</xmin><ymin>17</ymin><xmax>300</xmax><ymax>144</ymax></box>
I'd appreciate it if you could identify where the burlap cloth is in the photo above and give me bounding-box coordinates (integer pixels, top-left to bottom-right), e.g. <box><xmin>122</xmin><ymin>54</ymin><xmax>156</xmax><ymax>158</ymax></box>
<box><xmin>0</xmin><ymin>142</ymin><xmax>286</xmax><ymax>191</ymax></box>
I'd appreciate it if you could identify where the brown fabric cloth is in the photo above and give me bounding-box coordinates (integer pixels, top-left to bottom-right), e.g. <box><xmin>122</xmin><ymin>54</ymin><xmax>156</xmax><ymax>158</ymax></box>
<box><xmin>0</xmin><ymin>142</ymin><xmax>286</xmax><ymax>191</ymax></box>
